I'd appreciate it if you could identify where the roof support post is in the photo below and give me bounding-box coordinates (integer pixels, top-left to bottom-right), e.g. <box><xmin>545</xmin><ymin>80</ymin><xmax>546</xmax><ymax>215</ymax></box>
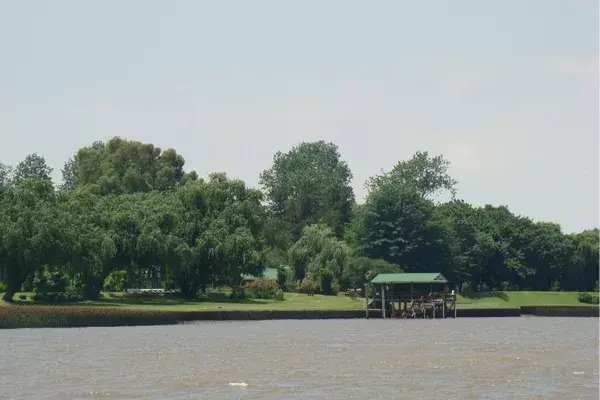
<box><xmin>365</xmin><ymin>283</ymin><xmax>369</xmax><ymax>319</ymax></box>
<box><xmin>381</xmin><ymin>285</ymin><xmax>386</xmax><ymax>319</ymax></box>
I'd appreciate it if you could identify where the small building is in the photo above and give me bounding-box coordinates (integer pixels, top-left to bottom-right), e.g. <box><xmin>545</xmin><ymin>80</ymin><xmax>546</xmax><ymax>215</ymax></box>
<box><xmin>241</xmin><ymin>268</ymin><xmax>279</xmax><ymax>282</ymax></box>
<box><xmin>366</xmin><ymin>272</ymin><xmax>457</xmax><ymax>319</ymax></box>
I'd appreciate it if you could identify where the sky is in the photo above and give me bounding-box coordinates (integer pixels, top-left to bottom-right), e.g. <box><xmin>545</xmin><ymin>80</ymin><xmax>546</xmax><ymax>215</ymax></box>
<box><xmin>0</xmin><ymin>0</ymin><xmax>598</xmax><ymax>233</ymax></box>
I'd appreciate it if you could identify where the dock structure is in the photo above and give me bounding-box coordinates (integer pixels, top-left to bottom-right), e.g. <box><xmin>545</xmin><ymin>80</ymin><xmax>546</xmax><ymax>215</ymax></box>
<box><xmin>364</xmin><ymin>273</ymin><xmax>457</xmax><ymax>319</ymax></box>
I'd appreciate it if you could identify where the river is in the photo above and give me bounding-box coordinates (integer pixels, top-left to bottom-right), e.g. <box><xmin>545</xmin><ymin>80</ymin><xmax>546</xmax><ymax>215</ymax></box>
<box><xmin>0</xmin><ymin>317</ymin><xmax>598</xmax><ymax>399</ymax></box>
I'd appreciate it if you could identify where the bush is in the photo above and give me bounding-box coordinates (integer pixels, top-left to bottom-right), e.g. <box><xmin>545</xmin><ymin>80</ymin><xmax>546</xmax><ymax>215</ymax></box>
<box><xmin>33</xmin><ymin>268</ymin><xmax>68</xmax><ymax>293</ymax></box>
<box><xmin>274</xmin><ymin>290</ymin><xmax>285</xmax><ymax>301</ymax></box>
<box><xmin>103</xmin><ymin>270</ymin><xmax>128</xmax><ymax>292</ymax></box>
<box><xmin>331</xmin><ymin>279</ymin><xmax>341</xmax><ymax>296</ymax></box>
<box><xmin>299</xmin><ymin>277</ymin><xmax>316</xmax><ymax>295</ymax></box>
<box><xmin>277</xmin><ymin>267</ymin><xmax>293</xmax><ymax>291</ymax></box>
<box><xmin>245</xmin><ymin>278</ymin><xmax>279</xmax><ymax>299</ymax></box>
<box><xmin>31</xmin><ymin>292</ymin><xmax>83</xmax><ymax>303</ymax></box>
<box><xmin>285</xmin><ymin>279</ymin><xmax>300</xmax><ymax>293</ymax></box>
<box><xmin>229</xmin><ymin>286</ymin><xmax>246</xmax><ymax>300</ymax></box>
<box><xmin>578</xmin><ymin>292</ymin><xmax>599</xmax><ymax>304</ymax></box>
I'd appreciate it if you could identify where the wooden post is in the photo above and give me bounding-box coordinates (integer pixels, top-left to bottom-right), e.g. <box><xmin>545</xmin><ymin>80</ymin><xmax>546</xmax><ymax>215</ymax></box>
<box><xmin>381</xmin><ymin>285</ymin><xmax>386</xmax><ymax>319</ymax></box>
<box><xmin>442</xmin><ymin>296</ymin><xmax>445</xmax><ymax>319</ymax></box>
<box><xmin>454</xmin><ymin>295</ymin><xmax>457</xmax><ymax>318</ymax></box>
<box><xmin>365</xmin><ymin>283</ymin><xmax>369</xmax><ymax>319</ymax></box>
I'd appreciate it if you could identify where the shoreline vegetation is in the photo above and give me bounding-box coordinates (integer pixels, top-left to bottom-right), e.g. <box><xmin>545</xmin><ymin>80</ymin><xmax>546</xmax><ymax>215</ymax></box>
<box><xmin>1</xmin><ymin>291</ymin><xmax>598</xmax><ymax>329</ymax></box>
<box><xmin>1</xmin><ymin>139</ymin><xmax>598</xmax><ymax>329</ymax></box>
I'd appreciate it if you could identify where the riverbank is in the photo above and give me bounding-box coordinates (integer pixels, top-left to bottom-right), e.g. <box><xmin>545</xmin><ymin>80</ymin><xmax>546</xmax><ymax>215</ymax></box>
<box><xmin>0</xmin><ymin>305</ymin><xmax>597</xmax><ymax>329</ymax></box>
<box><xmin>1</xmin><ymin>291</ymin><xmax>597</xmax><ymax>329</ymax></box>
<box><xmin>2</xmin><ymin>290</ymin><xmax>593</xmax><ymax>310</ymax></box>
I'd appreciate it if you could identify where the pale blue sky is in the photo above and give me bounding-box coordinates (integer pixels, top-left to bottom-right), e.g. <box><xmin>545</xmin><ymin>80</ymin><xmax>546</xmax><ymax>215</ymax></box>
<box><xmin>0</xmin><ymin>0</ymin><xmax>598</xmax><ymax>233</ymax></box>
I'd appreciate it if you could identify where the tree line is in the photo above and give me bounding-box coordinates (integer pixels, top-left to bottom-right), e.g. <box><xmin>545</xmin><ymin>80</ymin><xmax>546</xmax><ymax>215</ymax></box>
<box><xmin>0</xmin><ymin>137</ymin><xmax>597</xmax><ymax>301</ymax></box>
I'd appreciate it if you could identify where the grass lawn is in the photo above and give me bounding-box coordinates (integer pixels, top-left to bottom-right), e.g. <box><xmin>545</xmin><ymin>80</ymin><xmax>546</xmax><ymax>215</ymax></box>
<box><xmin>1</xmin><ymin>291</ymin><xmax>367</xmax><ymax>311</ymax></box>
<box><xmin>0</xmin><ymin>291</ymin><xmax>594</xmax><ymax>311</ymax></box>
<box><xmin>456</xmin><ymin>291</ymin><xmax>592</xmax><ymax>308</ymax></box>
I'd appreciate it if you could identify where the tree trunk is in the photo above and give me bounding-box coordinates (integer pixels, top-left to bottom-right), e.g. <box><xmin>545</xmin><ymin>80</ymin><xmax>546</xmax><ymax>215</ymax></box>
<box><xmin>2</xmin><ymin>280</ymin><xmax>22</xmax><ymax>302</ymax></box>
<box><xmin>2</xmin><ymin>290</ymin><xmax>15</xmax><ymax>302</ymax></box>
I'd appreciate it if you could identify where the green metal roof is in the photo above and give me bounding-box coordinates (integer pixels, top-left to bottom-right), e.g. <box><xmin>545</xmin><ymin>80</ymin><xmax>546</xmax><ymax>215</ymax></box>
<box><xmin>370</xmin><ymin>273</ymin><xmax>448</xmax><ymax>284</ymax></box>
<box><xmin>242</xmin><ymin>268</ymin><xmax>279</xmax><ymax>280</ymax></box>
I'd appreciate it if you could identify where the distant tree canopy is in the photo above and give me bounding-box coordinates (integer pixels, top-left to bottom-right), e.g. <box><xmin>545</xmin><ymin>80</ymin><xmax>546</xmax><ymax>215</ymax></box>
<box><xmin>0</xmin><ymin>136</ymin><xmax>597</xmax><ymax>301</ymax></box>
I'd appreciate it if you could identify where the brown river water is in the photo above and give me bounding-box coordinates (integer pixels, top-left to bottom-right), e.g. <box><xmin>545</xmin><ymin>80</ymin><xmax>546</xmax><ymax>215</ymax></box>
<box><xmin>0</xmin><ymin>317</ymin><xmax>598</xmax><ymax>399</ymax></box>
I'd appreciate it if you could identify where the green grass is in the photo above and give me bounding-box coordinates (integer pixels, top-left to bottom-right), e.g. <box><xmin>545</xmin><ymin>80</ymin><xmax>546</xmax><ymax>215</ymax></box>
<box><xmin>1</xmin><ymin>291</ymin><xmax>367</xmax><ymax>311</ymax></box>
<box><xmin>455</xmin><ymin>291</ymin><xmax>593</xmax><ymax>309</ymax></box>
<box><xmin>1</xmin><ymin>290</ymin><xmax>595</xmax><ymax>311</ymax></box>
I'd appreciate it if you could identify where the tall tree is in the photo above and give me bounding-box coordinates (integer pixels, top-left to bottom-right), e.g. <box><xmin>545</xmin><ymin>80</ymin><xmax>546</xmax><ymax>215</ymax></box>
<box><xmin>66</xmin><ymin>137</ymin><xmax>195</xmax><ymax>195</ymax></box>
<box><xmin>368</xmin><ymin>151</ymin><xmax>457</xmax><ymax>200</ymax></box>
<box><xmin>260</xmin><ymin>141</ymin><xmax>355</xmax><ymax>243</ymax></box>
<box><xmin>289</xmin><ymin>223</ymin><xmax>353</xmax><ymax>282</ymax></box>
<box><xmin>12</xmin><ymin>153</ymin><xmax>53</xmax><ymax>183</ymax></box>
<box><xmin>0</xmin><ymin>163</ymin><xmax>12</xmax><ymax>195</ymax></box>
<box><xmin>0</xmin><ymin>180</ymin><xmax>61</xmax><ymax>301</ymax></box>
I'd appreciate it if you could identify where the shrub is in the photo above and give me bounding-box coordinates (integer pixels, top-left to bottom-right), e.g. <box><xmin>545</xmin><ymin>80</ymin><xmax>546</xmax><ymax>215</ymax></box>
<box><xmin>33</xmin><ymin>268</ymin><xmax>68</xmax><ymax>293</ymax></box>
<box><xmin>103</xmin><ymin>270</ymin><xmax>128</xmax><ymax>292</ymax></box>
<box><xmin>578</xmin><ymin>292</ymin><xmax>599</xmax><ymax>304</ymax></box>
<box><xmin>274</xmin><ymin>290</ymin><xmax>285</xmax><ymax>301</ymax></box>
<box><xmin>245</xmin><ymin>278</ymin><xmax>278</xmax><ymax>299</ymax></box>
<box><xmin>229</xmin><ymin>286</ymin><xmax>246</xmax><ymax>300</ymax></box>
<box><xmin>299</xmin><ymin>277</ymin><xmax>316</xmax><ymax>295</ymax></box>
<box><xmin>31</xmin><ymin>292</ymin><xmax>83</xmax><ymax>303</ymax></box>
<box><xmin>331</xmin><ymin>279</ymin><xmax>341</xmax><ymax>296</ymax></box>
<box><xmin>277</xmin><ymin>267</ymin><xmax>292</xmax><ymax>291</ymax></box>
<box><xmin>285</xmin><ymin>279</ymin><xmax>300</xmax><ymax>293</ymax></box>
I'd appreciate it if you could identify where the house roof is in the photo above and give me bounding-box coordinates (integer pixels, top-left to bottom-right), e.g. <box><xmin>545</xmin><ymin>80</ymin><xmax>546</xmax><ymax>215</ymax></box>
<box><xmin>242</xmin><ymin>267</ymin><xmax>279</xmax><ymax>281</ymax></box>
<box><xmin>370</xmin><ymin>273</ymin><xmax>448</xmax><ymax>284</ymax></box>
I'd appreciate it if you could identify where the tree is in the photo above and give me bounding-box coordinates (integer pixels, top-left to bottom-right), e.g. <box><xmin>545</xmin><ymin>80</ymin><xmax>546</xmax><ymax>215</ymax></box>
<box><xmin>350</xmin><ymin>182</ymin><xmax>447</xmax><ymax>274</ymax></box>
<box><xmin>289</xmin><ymin>224</ymin><xmax>353</xmax><ymax>286</ymax></box>
<box><xmin>166</xmin><ymin>173</ymin><xmax>266</xmax><ymax>298</ymax></box>
<box><xmin>60</xmin><ymin>157</ymin><xmax>77</xmax><ymax>191</ymax></box>
<box><xmin>0</xmin><ymin>180</ymin><xmax>61</xmax><ymax>301</ymax></box>
<box><xmin>12</xmin><ymin>153</ymin><xmax>53</xmax><ymax>183</ymax></box>
<box><xmin>65</xmin><ymin>137</ymin><xmax>195</xmax><ymax>195</ymax></box>
<box><xmin>0</xmin><ymin>163</ymin><xmax>12</xmax><ymax>195</ymax></box>
<box><xmin>260</xmin><ymin>141</ymin><xmax>355</xmax><ymax>243</ymax></box>
<box><xmin>367</xmin><ymin>151</ymin><xmax>457</xmax><ymax>200</ymax></box>
<box><xmin>341</xmin><ymin>257</ymin><xmax>402</xmax><ymax>290</ymax></box>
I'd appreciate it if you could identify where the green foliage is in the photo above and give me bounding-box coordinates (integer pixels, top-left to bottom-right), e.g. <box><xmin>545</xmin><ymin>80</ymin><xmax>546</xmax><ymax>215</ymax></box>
<box><xmin>31</xmin><ymin>292</ymin><xmax>83</xmax><ymax>303</ymax></box>
<box><xmin>244</xmin><ymin>278</ymin><xmax>279</xmax><ymax>300</ymax></box>
<box><xmin>0</xmin><ymin>138</ymin><xmax>597</xmax><ymax>304</ymax></box>
<box><xmin>299</xmin><ymin>277</ymin><xmax>317</xmax><ymax>294</ymax></box>
<box><xmin>578</xmin><ymin>292</ymin><xmax>599</xmax><ymax>304</ymax></box>
<box><xmin>32</xmin><ymin>267</ymin><xmax>68</xmax><ymax>293</ymax></box>
<box><xmin>274</xmin><ymin>289</ymin><xmax>285</xmax><ymax>301</ymax></box>
<box><xmin>260</xmin><ymin>141</ymin><xmax>355</xmax><ymax>243</ymax></box>
<box><xmin>103</xmin><ymin>270</ymin><xmax>128</xmax><ymax>292</ymax></box>
<box><xmin>289</xmin><ymin>224</ymin><xmax>352</xmax><ymax>282</ymax></box>
<box><xmin>276</xmin><ymin>267</ymin><xmax>290</xmax><ymax>290</ymax></box>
